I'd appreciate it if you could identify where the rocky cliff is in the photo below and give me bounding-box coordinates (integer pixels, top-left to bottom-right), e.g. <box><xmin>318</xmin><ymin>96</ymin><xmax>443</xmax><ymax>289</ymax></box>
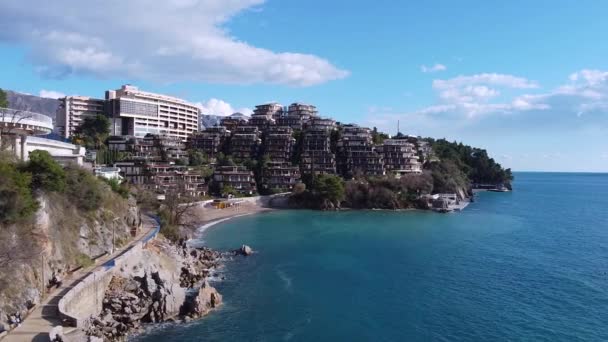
<box><xmin>0</xmin><ymin>191</ymin><xmax>140</xmax><ymax>332</ymax></box>
<box><xmin>84</xmin><ymin>238</ymin><xmax>231</xmax><ymax>341</ymax></box>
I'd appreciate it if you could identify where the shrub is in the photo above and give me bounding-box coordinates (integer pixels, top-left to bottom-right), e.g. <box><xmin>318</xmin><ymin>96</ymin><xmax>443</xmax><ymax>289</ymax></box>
<box><xmin>158</xmin><ymin>209</ymin><xmax>180</xmax><ymax>242</ymax></box>
<box><xmin>23</xmin><ymin>150</ymin><xmax>66</xmax><ymax>192</ymax></box>
<box><xmin>75</xmin><ymin>253</ymin><xmax>94</xmax><ymax>268</ymax></box>
<box><xmin>65</xmin><ymin>165</ymin><xmax>103</xmax><ymax>211</ymax></box>
<box><xmin>104</xmin><ymin>178</ymin><xmax>129</xmax><ymax>199</ymax></box>
<box><xmin>0</xmin><ymin>161</ymin><xmax>38</xmax><ymax>224</ymax></box>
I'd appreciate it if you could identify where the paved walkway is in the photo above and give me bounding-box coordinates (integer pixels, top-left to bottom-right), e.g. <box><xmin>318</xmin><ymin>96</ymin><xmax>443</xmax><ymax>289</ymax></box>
<box><xmin>2</xmin><ymin>216</ymin><xmax>158</xmax><ymax>342</ymax></box>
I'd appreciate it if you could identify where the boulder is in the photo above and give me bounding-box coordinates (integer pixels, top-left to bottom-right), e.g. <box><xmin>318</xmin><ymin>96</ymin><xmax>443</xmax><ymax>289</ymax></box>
<box><xmin>183</xmin><ymin>281</ymin><xmax>222</xmax><ymax>318</ymax></box>
<box><xmin>236</xmin><ymin>245</ymin><xmax>253</xmax><ymax>256</ymax></box>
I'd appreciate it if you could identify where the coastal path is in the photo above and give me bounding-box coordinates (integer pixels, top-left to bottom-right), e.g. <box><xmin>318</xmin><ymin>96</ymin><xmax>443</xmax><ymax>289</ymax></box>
<box><xmin>1</xmin><ymin>215</ymin><xmax>160</xmax><ymax>342</ymax></box>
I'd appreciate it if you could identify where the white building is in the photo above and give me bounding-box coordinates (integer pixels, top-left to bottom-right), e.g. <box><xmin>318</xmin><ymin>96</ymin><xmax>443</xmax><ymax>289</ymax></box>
<box><xmin>105</xmin><ymin>85</ymin><xmax>199</xmax><ymax>141</ymax></box>
<box><xmin>56</xmin><ymin>96</ymin><xmax>106</xmax><ymax>139</ymax></box>
<box><xmin>1</xmin><ymin>108</ymin><xmax>85</xmax><ymax>165</ymax></box>
<box><xmin>94</xmin><ymin>167</ymin><xmax>123</xmax><ymax>181</ymax></box>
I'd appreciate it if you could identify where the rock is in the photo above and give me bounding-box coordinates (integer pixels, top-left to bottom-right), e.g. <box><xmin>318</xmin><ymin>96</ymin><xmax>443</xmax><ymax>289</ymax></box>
<box><xmin>49</xmin><ymin>326</ymin><xmax>64</xmax><ymax>341</ymax></box>
<box><xmin>236</xmin><ymin>245</ymin><xmax>253</xmax><ymax>256</ymax></box>
<box><xmin>163</xmin><ymin>283</ymin><xmax>186</xmax><ymax>318</ymax></box>
<box><xmin>183</xmin><ymin>281</ymin><xmax>223</xmax><ymax>318</ymax></box>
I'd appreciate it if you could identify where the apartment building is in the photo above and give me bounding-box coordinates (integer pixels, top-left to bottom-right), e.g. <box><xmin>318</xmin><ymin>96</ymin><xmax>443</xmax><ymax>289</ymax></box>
<box><xmin>189</xmin><ymin>126</ymin><xmax>230</xmax><ymax>158</ymax></box>
<box><xmin>264</xmin><ymin>126</ymin><xmax>295</xmax><ymax>163</ymax></box>
<box><xmin>105</xmin><ymin>85</ymin><xmax>199</xmax><ymax>141</ymax></box>
<box><xmin>230</xmin><ymin>126</ymin><xmax>261</xmax><ymax>160</ymax></box>
<box><xmin>275</xmin><ymin>103</ymin><xmax>319</xmax><ymax>130</ymax></box>
<box><xmin>213</xmin><ymin>166</ymin><xmax>257</xmax><ymax>195</ymax></box>
<box><xmin>337</xmin><ymin>125</ymin><xmax>384</xmax><ymax>177</ymax></box>
<box><xmin>254</xmin><ymin>103</ymin><xmax>284</xmax><ymax>117</ymax></box>
<box><xmin>220</xmin><ymin>114</ymin><xmax>248</xmax><ymax>132</ymax></box>
<box><xmin>381</xmin><ymin>138</ymin><xmax>423</xmax><ymax>176</ymax></box>
<box><xmin>300</xmin><ymin>128</ymin><xmax>336</xmax><ymax>175</ymax></box>
<box><xmin>145</xmin><ymin>164</ymin><xmax>207</xmax><ymax>197</ymax></box>
<box><xmin>56</xmin><ymin>96</ymin><xmax>105</xmax><ymax>139</ymax></box>
<box><xmin>262</xmin><ymin>161</ymin><xmax>301</xmax><ymax>192</ymax></box>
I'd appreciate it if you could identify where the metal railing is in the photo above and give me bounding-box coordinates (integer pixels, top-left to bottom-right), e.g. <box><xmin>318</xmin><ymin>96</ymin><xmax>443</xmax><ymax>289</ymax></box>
<box><xmin>0</xmin><ymin>107</ymin><xmax>53</xmax><ymax>130</ymax></box>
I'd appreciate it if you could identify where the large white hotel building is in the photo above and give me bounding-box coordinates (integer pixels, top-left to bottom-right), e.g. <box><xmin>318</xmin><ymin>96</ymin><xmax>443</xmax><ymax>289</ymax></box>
<box><xmin>105</xmin><ymin>85</ymin><xmax>199</xmax><ymax>141</ymax></box>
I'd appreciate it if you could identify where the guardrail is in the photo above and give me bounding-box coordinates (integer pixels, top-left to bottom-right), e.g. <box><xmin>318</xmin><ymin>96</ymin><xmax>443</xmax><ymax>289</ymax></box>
<box><xmin>0</xmin><ymin>108</ymin><xmax>53</xmax><ymax>131</ymax></box>
<box><xmin>57</xmin><ymin>215</ymin><xmax>161</xmax><ymax>328</ymax></box>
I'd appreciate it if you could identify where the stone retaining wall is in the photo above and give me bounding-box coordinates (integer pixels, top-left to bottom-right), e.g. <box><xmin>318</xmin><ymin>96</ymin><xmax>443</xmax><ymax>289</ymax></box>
<box><xmin>58</xmin><ymin>219</ymin><xmax>158</xmax><ymax>328</ymax></box>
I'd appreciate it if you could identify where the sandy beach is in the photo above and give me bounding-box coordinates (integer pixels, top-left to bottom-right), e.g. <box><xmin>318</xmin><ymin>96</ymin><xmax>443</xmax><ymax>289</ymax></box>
<box><xmin>186</xmin><ymin>200</ymin><xmax>276</xmax><ymax>235</ymax></box>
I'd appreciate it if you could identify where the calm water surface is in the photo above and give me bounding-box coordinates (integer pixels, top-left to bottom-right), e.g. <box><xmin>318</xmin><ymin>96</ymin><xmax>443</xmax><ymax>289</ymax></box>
<box><xmin>135</xmin><ymin>173</ymin><xmax>608</xmax><ymax>341</ymax></box>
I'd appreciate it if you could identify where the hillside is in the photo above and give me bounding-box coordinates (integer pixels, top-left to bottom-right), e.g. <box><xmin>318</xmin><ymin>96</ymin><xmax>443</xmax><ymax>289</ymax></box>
<box><xmin>0</xmin><ymin>151</ymin><xmax>140</xmax><ymax>331</ymax></box>
<box><xmin>5</xmin><ymin>90</ymin><xmax>59</xmax><ymax>120</ymax></box>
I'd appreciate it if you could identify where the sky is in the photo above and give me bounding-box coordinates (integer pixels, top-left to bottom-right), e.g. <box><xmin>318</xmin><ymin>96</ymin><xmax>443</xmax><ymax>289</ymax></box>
<box><xmin>0</xmin><ymin>0</ymin><xmax>607</xmax><ymax>172</ymax></box>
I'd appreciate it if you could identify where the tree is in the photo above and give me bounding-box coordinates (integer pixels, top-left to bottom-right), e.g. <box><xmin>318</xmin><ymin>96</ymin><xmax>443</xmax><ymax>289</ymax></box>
<box><xmin>159</xmin><ymin>182</ymin><xmax>199</xmax><ymax>241</ymax></box>
<box><xmin>0</xmin><ymin>160</ymin><xmax>38</xmax><ymax>224</ymax></box>
<box><xmin>312</xmin><ymin>174</ymin><xmax>345</xmax><ymax>208</ymax></box>
<box><xmin>73</xmin><ymin>114</ymin><xmax>111</xmax><ymax>149</ymax></box>
<box><xmin>188</xmin><ymin>150</ymin><xmax>208</xmax><ymax>166</ymax></box>
<box><xmin>372</xmin><ymin>127</ymin><xmax>389</xmax><ymax>145</ymax></box>
<box><xmin>0</xmin><ymin>88</ymin><xmax>8</xmax><ymax>108</ymax></box>
<box><xmin>23</xmin><ymin>150</ymin><xmax>66</xmax><ymax>192</ymax></box>
<box><xmin>64</xmin><ymin>165</ymin><xmax>103</xmax><ymax>211</ymax></box>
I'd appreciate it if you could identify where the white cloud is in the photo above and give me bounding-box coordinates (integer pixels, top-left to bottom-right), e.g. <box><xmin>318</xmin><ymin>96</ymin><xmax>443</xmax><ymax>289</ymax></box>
<box><xmin>421</xmin><ymin>73</ymin><xmax>543</xmax><ymax>117</ymax></box>
<box><xmin>196</xmin><ymin>98</ymin><xmax>252</xmax><ymax>116</ymax></box>
<box><xmin>39</xmin><ymin>89</ymin><xmax>65</xmax><ymax>99</ymax></box>
<box><xmin>364</xmin><ymin>69</ymin><xmax>608</xmax><ymax>137</ymax></box>
<box><xmin>0</xmin><ymin>0</ymin><xmax>348</xmax><ymax>86</ymax></box>
<box><xmin>421</xmin><ymin>63</ymin><xmax>447</xmax><ymax>73</ymax></box>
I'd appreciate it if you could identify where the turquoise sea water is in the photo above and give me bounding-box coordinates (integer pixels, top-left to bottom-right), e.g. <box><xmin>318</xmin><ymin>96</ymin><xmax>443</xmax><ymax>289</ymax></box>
<box><xmin>136</xmin><ymin>173</ymin><xmax>608</xmax><ymax>341</ymax></box>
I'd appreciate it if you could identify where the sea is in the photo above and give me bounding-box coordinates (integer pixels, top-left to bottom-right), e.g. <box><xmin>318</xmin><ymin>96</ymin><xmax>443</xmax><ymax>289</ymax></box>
<box><xmin>134</xmin><ymin>172</ymin><xmax>608</xmax><ymax>341</ymax></box>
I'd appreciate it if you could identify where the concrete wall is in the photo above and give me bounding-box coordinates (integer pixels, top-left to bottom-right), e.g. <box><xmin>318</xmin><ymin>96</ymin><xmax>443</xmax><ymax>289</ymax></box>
<box><xmin>58</xmin><ymin>220</ymin><xmax>158</xmax><ymax>328</ymax></box>
<box><xmin>13</xmin><ymin>136</ymin><xmax>86</xmax><ymax>166</ymax></box>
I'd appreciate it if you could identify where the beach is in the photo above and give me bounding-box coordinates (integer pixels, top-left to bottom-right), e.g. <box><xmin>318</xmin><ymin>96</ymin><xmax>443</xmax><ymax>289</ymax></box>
<box><xmin>186</xmin><ymin>200</ymin><xmax>276</xmax><ymax>235</ymax></box>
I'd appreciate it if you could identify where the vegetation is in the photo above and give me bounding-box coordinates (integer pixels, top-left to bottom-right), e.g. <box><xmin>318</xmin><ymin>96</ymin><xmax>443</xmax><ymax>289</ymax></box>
<box><xmin>0</xmin><ymin>158</ymin><xmax>38</xmax><ymax>224</ymax></box>
<box><xmin>430</xmin><ymin>139</ymin><xmax>513</xmax><ymax>187</ymax></box>
<box><xmin>344</xmin><ymin>173</ymin><xmax>434</xmax><ymax>209</ymax></box>
<box><xmin>0</xmin><ymin>88</ymin><xmax>8</xmax><ymax>108</ymax></box>
<box><xmin>104</xmin><ymin>178</ymin><xmax>130</xmax><ymax>199</ymax></box>
<box><xmin>75</xmin><ymin>253</ymin><xmax>94</xmax><ymax>268</ymax></box>
<box><xmin>290</xmin><ymin>174</ymin><xmax>345</xmax><ymax>210</ymax></box>
<box><xmin>188</xmin><ymin>150</ymin><xmax>209</xmax><ymax>166</ymax></box>
<box><xmin>72</xmin><ymin>114</ymin><xmax>111</xmax><ymax>149</ymax></box>
<box><xmin>371</xmin><ymin>127</ymin><xmax>389</xmax><ymax>145</ymax></box>
<box><xmin>22</xmin><ymin>150</ymin><xmax>66</xmax><ymax>192</ymax></box>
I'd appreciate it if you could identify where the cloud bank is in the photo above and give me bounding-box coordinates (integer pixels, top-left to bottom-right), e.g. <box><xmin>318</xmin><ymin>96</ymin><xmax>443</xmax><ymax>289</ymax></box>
<box><xmin>196</xmin><ymin>98</ymin><xmax>252</xmax><ymax>116</ymax></box>
<box><xmin>38</xmin><ymin>90</ymin><xmax>66</xmax><ymax>99</ymax></box>
<box><xmin>0</xmin><ymin>0</ymin><xmax>349</xmax><ymax>86</ymax></box>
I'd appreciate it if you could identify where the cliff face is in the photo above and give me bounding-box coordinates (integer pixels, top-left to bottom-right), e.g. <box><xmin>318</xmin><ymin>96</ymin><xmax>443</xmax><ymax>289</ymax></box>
<box><xmin>85</xmin><ymin>238</ymin><xmax>225</xmax><ymax>341</ymax></box>
<box><xmin>0</xmin><ymin>191</ymin><xmax>140</xmax><ymax>331</ymax></box>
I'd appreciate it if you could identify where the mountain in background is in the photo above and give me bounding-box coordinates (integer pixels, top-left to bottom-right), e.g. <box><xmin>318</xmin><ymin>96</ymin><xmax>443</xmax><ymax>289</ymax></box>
<box><xmin>199</xmin><ymin>114</ymin><xmax>222</xmax><ymax>130</ymax></box>
<box><xmin>6</xmin><ymin>90</ymin><xmax>59</xmax><ymax>120</ymax></box>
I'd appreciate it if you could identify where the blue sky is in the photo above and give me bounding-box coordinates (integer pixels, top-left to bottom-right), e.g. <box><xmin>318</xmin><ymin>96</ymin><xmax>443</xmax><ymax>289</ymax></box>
<box><xmin>0</xmin><ymin>0</ymin><xmax>607</xmax><ymax>172</ymax></box>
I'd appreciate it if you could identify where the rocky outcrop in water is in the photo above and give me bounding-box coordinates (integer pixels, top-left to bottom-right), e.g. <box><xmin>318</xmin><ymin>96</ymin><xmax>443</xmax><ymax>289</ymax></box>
<box><xmin>85</xmin><ymin>239</ymin><xmax>252</xmax><ymax>341</ymax></box>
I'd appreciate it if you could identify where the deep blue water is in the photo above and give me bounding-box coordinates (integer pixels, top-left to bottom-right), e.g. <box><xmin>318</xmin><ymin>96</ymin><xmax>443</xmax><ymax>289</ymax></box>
<box><xmin>136</xmin><ymin>173</ymin><xmax>608</xmax><ymax>341</ymax></box>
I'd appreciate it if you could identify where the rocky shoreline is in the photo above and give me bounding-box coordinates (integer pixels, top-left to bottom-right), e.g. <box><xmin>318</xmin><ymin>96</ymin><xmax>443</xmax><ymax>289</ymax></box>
<box><xmin>82</xmin><ymin>238</ymin><xmax>253</xmax><ymax>341</ymax></box>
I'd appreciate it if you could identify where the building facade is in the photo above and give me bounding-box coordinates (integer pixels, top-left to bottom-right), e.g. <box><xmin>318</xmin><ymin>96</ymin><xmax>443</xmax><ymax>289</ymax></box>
<box><xmin>105</xmin><ymin>85</ymin><xmax>199</xmax><ymax>141</ymax></box>
<box><xmin>381</xmin><ymin>138</ymin><xmax>423</xmax><ymax>176</ymax></box>
<box><xmin>337</xmin><ymin>125</ymin><xmax>384</xmax><ymax>177</ymax></box>
<box><xmin>56</xmin><ymin>96</ymin><xmax>106</xmax><ymax>139</ymax></box>
<box><xmin>213</xmin><ymin>166</ymin><xmax>257</xmax><ymax>195</ymax></box>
